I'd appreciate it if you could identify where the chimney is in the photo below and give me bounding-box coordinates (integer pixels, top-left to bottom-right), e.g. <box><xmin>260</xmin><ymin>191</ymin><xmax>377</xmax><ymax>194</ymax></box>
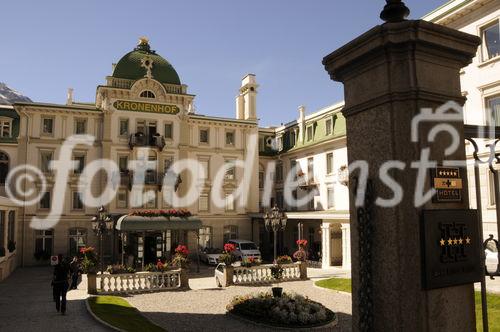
<box><xmin>66</xmin><ymin>88</ymin><xmax>74</xmax><ymax>105</ymax></box>
<box><xmin>236</xmin><ymin>74</ymin><xmax>258</xmax><ymax>120</ymax></box>
<box><xmin>298</xmin><ymin>105</ymin><xmax>306</xmax><ymax>142</ymax></box>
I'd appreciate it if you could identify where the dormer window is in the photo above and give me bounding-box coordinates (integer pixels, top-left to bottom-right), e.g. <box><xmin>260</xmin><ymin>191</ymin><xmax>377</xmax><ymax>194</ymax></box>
<box><xmin>140</xmin><ymin>90</ymin><xmax>155</xmax><ymax>98</ymax></box>
<box><xmin>0</xmin><ymin>118</ymin><xmax>12</xmax><ymax>138</ymax></box>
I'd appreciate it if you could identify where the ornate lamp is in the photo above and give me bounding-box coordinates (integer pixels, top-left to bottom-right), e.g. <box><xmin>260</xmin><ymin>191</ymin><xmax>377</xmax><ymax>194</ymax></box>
<box><xmin>91</xmin><ymin>206</ymin><xmax>113</xmax><ymax>273</ymax></box>
<box><xmin>263</xmin><ymin>206</ymin><xmax>287</xmax><ymax>261</ymax></box>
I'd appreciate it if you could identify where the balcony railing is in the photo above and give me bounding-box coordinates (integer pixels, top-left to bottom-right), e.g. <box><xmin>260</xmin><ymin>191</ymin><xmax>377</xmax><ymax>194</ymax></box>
<box><xmin>129</xmin><ymin>133</ymin><xmax>166</xmax><ymax>151</ymax></box>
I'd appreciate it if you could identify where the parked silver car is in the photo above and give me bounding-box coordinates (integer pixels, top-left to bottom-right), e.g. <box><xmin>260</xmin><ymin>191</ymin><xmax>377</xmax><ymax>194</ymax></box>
<box><xmin>227</xmin><ymin>239</ymin><xmax>261</xmax><ymax>261</ymax></box>
<box><xmin>199</xmin><ymin>248</ymin><xmax>222</xmax><ymax>265</ymax></box>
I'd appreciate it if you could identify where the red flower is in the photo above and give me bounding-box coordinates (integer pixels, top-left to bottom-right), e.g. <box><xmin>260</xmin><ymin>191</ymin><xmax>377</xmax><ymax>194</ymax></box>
<box><xmin>296</xmin><ymin>239</ymin><xmax>308</xmax><ymax>247</ymax></box>
<box><xmin>224</xmin><ymin>243</ymin><xmax>236</xmax><ymax>253</ymax></box>
<box><xmin>175</xmin><ymin>245</ymin><xmax>189</xmax><ymax>256</ymax></box>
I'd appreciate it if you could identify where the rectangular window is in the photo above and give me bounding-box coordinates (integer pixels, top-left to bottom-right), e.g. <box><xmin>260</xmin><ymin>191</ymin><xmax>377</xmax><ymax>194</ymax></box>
<box><xmin>482</xmin><ymin>21</ymin><xmax>499</xmax><ymax>61</ymax></box>
<box><xmin>69</xmin><ymin>228</ymin><xmax>87</xmax><ymax>257</ymax></box>
<box><xmin>326</xmin><ymin>153</ymin><xmax>334</xmax><ymax>174</ymax></box>
<box><xmin>145</xmin><ymin>195</ymin><xmax>156</xmax><ymax>208</ymax></box>
<box><xmin>277</xmin><ymin>136</ymin><xmax>283</xmax><ymax>151</ymax></box>
<box><xmin>75</xmin><ymin>119</ymin><xmax>87</xmax><ymax>134</ymax></box>
<box><xmin>327</xmin><ymin>187</ymin><xmax>335</xmax><ymax>209</ymax></box>
<box><xmin>225</xmin><ymin>193</ymin><xmax>235</xmax><ymax>211</ymax></box>
<box><xmin>326</xmin><ymin>118</ymin><xmax>332</xmax><ymax>135</ymax></box>
<box><xmin>164</xmin><ymin>157</ymin><xmax>173</xmax><ymax>172</ymax></box>
<box><xmin>276</xmin><ymin>161</ymin><xmax>283</xmax><ymax>182</ymax></box>
<box><xmin>117</xmin><ymin>190</ymin><xmax>128</xmax><ymax>208</ymax></box>
<box><xmin>73</xmin><ymin>154</ymin><xmax>85</xmax><ymax>174</ymax></box>
<box><xmin>198</xmin><ymin>226</ymin><xmax>212</xmax><ymax>249</ymax></box>
<box><xmin>291</xmin><ymin>160</ymin><xmax>298</xmax><ymax>180</ymax></box>
<box><xmin>72</xmin><ymin>191</ymin><xmax>83</xmax><ymax>210</ymax></box>
<box><xmin>164</xmin><ymin>123</ymin><xmax>173</xmax><ymax>139</ymax></box>
<box><xmin>7</xmin><ymin>211</ymin><xmax>15</xmax><ymax>244</ymax></box>
<box><xmin>308</xmin><ymin>157</ymin><xmax>314</xmax><ymax>182</ymax></box>
<box><xmin>259</xmin><ymin>137</ymin><xmax>265</xmax><ymax>152</ymax></box>
<box><xmin>0</xmin><ymin>119</ymin><xmax>11</xmax><ymax>137</ymax></box>
<box><xmin>225</xmin><ymin>160</ymin><xmax>235</xmax><ymax>180</ymax></box>
<box><xmin>488</xmin><ymin>95</ymin><xmax>500</xmax><ymax>126</ymax></box>
<box><xmin>225</xmin><ymin>131</ymin><xmax>235</xmax><ymax>146</ymax></box>
<box><xmin>223</xmin><ymin>225</ymin><xmax>238</xmax><ymax>243</ymax></box>
<box><xmin>119</xmin><ymin>156</ymin><xmax>129</xmax><ymax>173</ymax></box>
<box><xmin>290</xmin><ymin>131</ymin><xmax>296</xmax><ymax>147</ymax></box>
<box><xmin>40</xmin><ymin>151</ymin><xmax>53</xmax><ymax>173</ymax></box>
<box><xmin>42</xmin><ymin>117</ymin><xmax>54</xmax><ymax>135</ymax></box>
<box><xmin>199</xmin><ymin>159</ymin><xmax>209</xmax><ymax>180</ymax></box>
<box><xmin>35</xmin><ymin>229</ymin><xmax>53</xmax><ymax>255</ymax></box>
<box><xmin>119</xmin><ymin>119</ymin><xmax>129</xmax><ymax>136</ymax></box>
<box><xmin>306</xmin><ymin>125</ymin><xmax>313</xmax><ymax>141</ymax></box>
<box><xmin>276</xmin><ymin>191</ymin><xmax>284</xmax><ymax>209</ymax></box>
<box><xmin>199</xmin><ymin>129</ymin><xmax>209</xmax><ymax>144</ymax></box>
<box><xmin>259</xmin><ymin>171</ymin><xmax>264</xmax><ymax>189</ymax></box>
<box><xmin>40</xmin><ymin>192</ymin><xmax>51</xmax><ymax>209</ymax></box>
<box><xmin>199</xmin><ymin>193</ymin><xmax>209</xmax><ymax>212</ymax></box>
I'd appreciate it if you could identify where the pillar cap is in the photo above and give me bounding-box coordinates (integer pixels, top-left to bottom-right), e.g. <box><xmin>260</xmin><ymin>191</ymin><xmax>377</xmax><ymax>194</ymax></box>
<box><xmin>380</xmin><ymin>0</ymin><xmax>410</xmax><ymax>23</ymax></box>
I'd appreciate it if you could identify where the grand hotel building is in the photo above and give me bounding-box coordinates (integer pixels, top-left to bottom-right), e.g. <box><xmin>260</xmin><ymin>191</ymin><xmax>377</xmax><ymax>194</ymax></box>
<box><xmin>0</xmin><ymin>37</ymin><xmax>350</xmax><ymax>280</ymax></box>
<box><xmin>1</xmin><ymin>0</ymin><xmax>497</xmax><ymax>282</ymax></box>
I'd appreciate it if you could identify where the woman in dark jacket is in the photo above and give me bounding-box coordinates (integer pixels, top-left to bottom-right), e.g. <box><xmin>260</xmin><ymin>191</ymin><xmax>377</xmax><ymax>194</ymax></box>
<box><xmin>52</xmin><ymin>254</ymin><xmax>70</xmax><ymax>315</ymax></box>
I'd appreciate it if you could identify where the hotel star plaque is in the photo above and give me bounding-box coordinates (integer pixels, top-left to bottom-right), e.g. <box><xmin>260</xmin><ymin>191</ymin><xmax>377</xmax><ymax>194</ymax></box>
<box><xmin>430</xmin><ymin>167</ymin><xmax>463</xmax><ymax>203</ymax></box>
<box><xmin>420</xmin><ymin>209</ymin><xmax>482</xmax><ymax>290</ymax></box>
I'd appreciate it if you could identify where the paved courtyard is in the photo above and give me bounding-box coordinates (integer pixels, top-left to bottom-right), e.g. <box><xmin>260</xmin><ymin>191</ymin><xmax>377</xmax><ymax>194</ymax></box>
<box><xmin>0</xmin><ymin>267</ymin><xmax>110</xmax><ymax>332</ymax></box>
<box><xmin>126</xmin><ymin>267</ymin><xmax>353</xmax><ymax>332</ymax></box>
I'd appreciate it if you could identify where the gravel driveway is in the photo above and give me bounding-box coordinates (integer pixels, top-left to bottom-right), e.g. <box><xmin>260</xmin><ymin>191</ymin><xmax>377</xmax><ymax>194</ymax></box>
<box><xmin>127</xmin><ymin>268</ymin><xmax>352</xmax><ymax>332</ymax></box>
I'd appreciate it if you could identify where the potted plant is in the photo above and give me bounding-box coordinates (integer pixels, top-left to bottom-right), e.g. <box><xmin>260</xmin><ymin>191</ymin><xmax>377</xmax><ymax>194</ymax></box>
<box><xmin>7</xmin><ymin>240</ymin><xmax>16</xmax><ymax>253</ymax></box>
<box><xmin>80</xmin><ymin>247</ymin><xmax>98</xmax><ymax>274</ymax></box>
<box><xmin>276</xmin><ymin>255</ymin><xmax>292</xmax><ymax>265</ymax></box>
<box><xmin>171</xmin><ymin>245</ymin><xmax>189</xmax><ymax>269</ymax></box>
<box><xmin>219</xmin><ymin>243</ymin><xmax>236</xmax><ymax>266</ymax></box>
<box><xmin>270</xmin><ymin>264</ymin><xmax>284</xmax><ymax>297</ymax></box>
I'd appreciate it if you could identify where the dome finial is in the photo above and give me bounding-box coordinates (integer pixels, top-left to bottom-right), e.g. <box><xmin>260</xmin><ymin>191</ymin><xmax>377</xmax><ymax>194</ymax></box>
<box><xmin>380</xmin><ymin>0</ymin><xmax>410</xmax><ymax>23</ymax></box>
<box><xmin>138</xmin><ymin>36</ymin><xmax>149</xmax><ymax>45</ymax></box>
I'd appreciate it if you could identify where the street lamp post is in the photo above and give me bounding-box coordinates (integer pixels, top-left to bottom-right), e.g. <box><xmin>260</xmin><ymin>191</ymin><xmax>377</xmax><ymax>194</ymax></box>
<box><xmin>91</xmin><ymin>206</ymin><xmax>114</xmax><ymax>274</ymax></box>
<box><xmin>263</xmin><ymin>206</ymin><xmax>287</xmax><ymax>261</ymax></box>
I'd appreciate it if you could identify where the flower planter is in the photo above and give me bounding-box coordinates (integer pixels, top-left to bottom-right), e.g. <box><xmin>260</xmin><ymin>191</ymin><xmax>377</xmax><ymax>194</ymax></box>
<box><xmin>272</xmin><ymin>286</ymin><xmax>283</xmax><ymax>298</ymax></box>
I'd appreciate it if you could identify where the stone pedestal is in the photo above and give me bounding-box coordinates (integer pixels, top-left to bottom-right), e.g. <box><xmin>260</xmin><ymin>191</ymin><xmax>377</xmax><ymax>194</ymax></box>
<box><xmin>87</xmin><ymin>273</ymin><xmax>97</xmax><ymax>295</ymax></box>
<box><xmin>180</xmin><ymin>268</ymin><xmax>189</xmax><ymax>289</ymax></box>
<box><xmin>323</xmin><ymin>20</ymin><xmax>480</xmax><ymax>331</ymax></box>
<box><xmin>298</xmin><ymin>261</ymin><xmax>308</xmax><ymax>280</ymax></box>
<box><xmin>223</xmin><ymin>266</ymin><xmax>234</xmax><ymax>287</ymax></box>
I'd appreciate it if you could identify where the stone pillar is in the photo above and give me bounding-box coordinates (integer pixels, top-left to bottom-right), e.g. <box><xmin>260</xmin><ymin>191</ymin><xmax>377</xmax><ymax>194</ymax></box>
<box><xmin>323</xmin><ymin>4</ymin><xmax>480</xmax><ymax>331</ymax></box>
<box><xmin>340</xmin><ymin>223</ymin><xmax>351</xmax><ymax>270</ymax></box>
<box><xmin>87</xmin><ymin>274</ymin><xmax>97</xmax><ymax>295</ymax></box>
<box><xmin>320</xmin><ymin>223</ymin><xmax>331</xmax><ymax>268</ymax></box>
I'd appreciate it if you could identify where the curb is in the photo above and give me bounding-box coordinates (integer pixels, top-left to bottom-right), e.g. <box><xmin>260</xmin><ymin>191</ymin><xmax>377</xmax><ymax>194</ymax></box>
<box><xmin>85</xmin><ymin>297</ymin><xmax>126</xmax><ymax>332</ymax></box>
<box><xmin>227</xmin><ymin>311</ymin><xmax>338</xmax><ymax>331</ymax></box>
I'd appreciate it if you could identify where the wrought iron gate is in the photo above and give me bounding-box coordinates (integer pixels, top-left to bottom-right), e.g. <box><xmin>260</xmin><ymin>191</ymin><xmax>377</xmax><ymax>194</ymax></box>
<box><xmin>464</xmin><ymin>124</ymin><xmax>500</xmax><ymax>332</ymax></box>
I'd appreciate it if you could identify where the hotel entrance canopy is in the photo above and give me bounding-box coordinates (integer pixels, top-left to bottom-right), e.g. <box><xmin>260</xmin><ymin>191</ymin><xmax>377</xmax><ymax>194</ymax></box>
<box><xmin>115</xmin><ymin>215</ymin><xmax>202</xmax><ymax>232</ymax></box>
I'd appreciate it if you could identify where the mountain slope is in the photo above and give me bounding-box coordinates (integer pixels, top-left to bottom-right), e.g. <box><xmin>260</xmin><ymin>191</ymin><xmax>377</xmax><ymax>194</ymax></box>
<box><xmin>0</xmin><ymin>83</ymin><xmax>32</xmax><ymax>105</ymax></box>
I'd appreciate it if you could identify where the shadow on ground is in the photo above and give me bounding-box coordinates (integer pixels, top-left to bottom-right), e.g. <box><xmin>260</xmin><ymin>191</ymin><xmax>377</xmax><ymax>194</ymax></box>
<box><xmin>141</xmin><ymin>311</ymin><xmax>352</xmax><ymax>332</ymax></box>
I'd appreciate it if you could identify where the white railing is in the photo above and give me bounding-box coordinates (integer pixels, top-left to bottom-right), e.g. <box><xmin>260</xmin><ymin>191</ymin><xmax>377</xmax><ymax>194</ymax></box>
<box><xmin>96</xmin><ymin>270</ymin><xmax>181</xmax><ymax>294</ymax></box>
<box><xmin>232</xmin><ymin>263</ymin><xmax>301</xmax><ymax>285</ymax></box>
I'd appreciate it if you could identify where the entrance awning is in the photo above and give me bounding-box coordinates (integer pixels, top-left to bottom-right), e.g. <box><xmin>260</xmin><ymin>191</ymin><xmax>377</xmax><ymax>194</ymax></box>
<box><xmin>115</xmin><ymin>215</ymin><xmax>202</xmax><ymax>231</ymax></box>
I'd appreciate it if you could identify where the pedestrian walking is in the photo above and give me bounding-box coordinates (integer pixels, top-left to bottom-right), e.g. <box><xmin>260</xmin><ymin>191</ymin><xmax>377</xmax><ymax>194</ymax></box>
<box><xmin>69</xmin><ymin>256</ymin><xmax>80</xmax><ymax>290</ymax></box>
<box><xmin>52</xmin><ymin>254</ymin><xmax>70</xmax><ymax>315</ymax></box>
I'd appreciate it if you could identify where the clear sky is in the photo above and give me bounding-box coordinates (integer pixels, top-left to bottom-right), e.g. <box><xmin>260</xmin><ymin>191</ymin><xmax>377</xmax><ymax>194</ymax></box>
<box><xmin>0</xmin><ymin>0</ymin><xmax>446</xmax><ymax>127</ymax></box>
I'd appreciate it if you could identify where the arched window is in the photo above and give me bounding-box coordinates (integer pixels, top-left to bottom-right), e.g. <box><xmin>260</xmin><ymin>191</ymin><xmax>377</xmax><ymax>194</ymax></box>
<box><xmin>0</xmin><ymin>152</ymin><xmax>9</xmax><ymax>184</ymax></box>
<box><xmin>68</xmin><ymin>228</ymin><xmax>87</xmax><ymax>257</ymax></box>
<box><xmin>140</xmin><ymin>90</ymin><xmax>155</xmax><ymax>98</ymax></box>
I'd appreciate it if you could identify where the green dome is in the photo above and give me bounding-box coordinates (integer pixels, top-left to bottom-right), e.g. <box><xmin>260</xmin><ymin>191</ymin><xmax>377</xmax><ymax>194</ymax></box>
<box><xmin>112</xmin><ymin>38</ymin><xmax>181</xmax><ymax>85</ymax></box>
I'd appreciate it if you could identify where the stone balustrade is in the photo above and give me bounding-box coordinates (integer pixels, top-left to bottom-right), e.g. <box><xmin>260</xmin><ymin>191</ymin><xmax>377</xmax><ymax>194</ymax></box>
<box><xmin>88</xmin><ymin>269</ymin><xmax>187</xmax><ymax>295</ymax></box>
<box><xmin>220</xmin><ymin>262</ymin><xmax>307</xmax><ymax>287</ymax></box>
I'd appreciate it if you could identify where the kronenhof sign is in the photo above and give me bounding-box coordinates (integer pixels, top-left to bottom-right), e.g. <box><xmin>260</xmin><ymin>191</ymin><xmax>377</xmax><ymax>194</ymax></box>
<box><xmin>113</xmin><ymin>100</ymin><xmax>180</xmax><ymax>114</ymax></box>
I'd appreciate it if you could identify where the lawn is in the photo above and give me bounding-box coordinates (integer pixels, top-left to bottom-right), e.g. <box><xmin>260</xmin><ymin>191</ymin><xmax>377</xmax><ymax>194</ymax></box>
<box><xmin>315</xmin><ymin>278</ymin><xmax>500</xmax><ymax>331</ymax></box>
<box><xmin>88</xmin><ymin>296</ymin><xmax>165</xmax><ymax>332</ymax></box>
<box><xmin>315</xmin><ymin>277</ymin><xmax>352</xmax><ymax>293</ymax></box>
